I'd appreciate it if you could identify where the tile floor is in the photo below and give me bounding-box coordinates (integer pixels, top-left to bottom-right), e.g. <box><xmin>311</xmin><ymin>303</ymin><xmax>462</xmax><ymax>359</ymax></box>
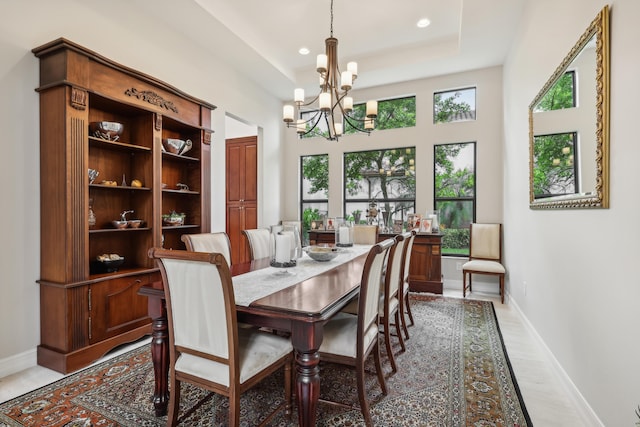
<box><xmin>0</xmin><ymin>288</ymin><xmax>586</xmax><ymax>426</ymax></box>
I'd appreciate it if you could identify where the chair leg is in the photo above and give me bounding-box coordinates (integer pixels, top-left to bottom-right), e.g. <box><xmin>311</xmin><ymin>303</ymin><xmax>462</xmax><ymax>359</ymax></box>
<box><xmin>399</xmin><ymin>295</ymin><xmax>410</xmax><ymax>340</ymax></box>
<box><xmin>500</xmin><ymin>274</ymin><xmax>505</xmax><ymax>304</ymax></box>
<box><xmin>284</xmin><ymin>356</ymin><xmax>292</xmax><ymax>416</ymax></box>
<box><xmin>167</xmin><ymin>378</ymin><xmax>180</xmax><ymax>427</ymax></box>
<box><xmin>357</xmin><ymin>355</ymin><xmax>374</xmax><ymax>427</ymax></box>
<box><xmin>394</xmin><ymin>310</ymin><xmax>406</xmax><ymax>353</ymax></box>
<box><xmin>463</xmin><ymin>271</ymin><xmax>467</xmax><ymax>298</ymax></box>
<box><xmin>381</xmin><ymin>314</ymin><xmax>397</xmax><ymax>373</ymax></box>
<box><xmin>405</xmin><ymin>293</ymin><xmax>415</xmax><ymax>326</ymax></box>
<box><xmin>229</xmin><ymin>387</ymin><xmax>241</xmax><ymax>427</ymax></box>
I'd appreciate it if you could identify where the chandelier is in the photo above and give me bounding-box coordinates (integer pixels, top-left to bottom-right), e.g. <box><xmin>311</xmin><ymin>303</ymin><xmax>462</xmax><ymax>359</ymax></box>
<box><xmin>282</xmin><ymin>0</ymin><xmax>378</xmax><ymax>141</ymax></box>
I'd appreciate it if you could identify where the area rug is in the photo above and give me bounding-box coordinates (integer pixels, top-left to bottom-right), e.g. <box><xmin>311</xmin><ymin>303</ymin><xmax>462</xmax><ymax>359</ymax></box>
<box><xmin>0</xmin><ymin>295</ymin><xmax>532</xmax><ymax>426</ymax></box>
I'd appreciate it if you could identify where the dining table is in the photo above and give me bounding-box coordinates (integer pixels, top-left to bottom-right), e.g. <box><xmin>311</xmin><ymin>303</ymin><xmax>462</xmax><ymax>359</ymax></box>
<box><xmin>139</xmin><ymin>244</ymin><xmax>372</xmax><ymax>427</ymax></box>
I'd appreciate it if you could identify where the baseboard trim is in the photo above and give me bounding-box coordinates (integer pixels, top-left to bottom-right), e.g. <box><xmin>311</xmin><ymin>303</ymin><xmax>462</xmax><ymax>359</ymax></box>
<box><xmin>0</xmin><ymin>348</ymin><xmax>37</xmax><ymax>379</ymax></box>
<box><xmin>508</xmin><ymin>295</ymin><xmax>604</xmax><ymax>427</ymax></box>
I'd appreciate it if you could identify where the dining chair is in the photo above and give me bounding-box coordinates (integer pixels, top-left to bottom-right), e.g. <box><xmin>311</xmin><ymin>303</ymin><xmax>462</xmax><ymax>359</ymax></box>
<box><xmin>379</xmin><ymin>232</ymin><xmax>411</xmax><ymax>372</ymax></box>
<box><xmin>462</xmin><ymin>223</ymin><xmax>506</xmax><ymax>303</ymax></box>
<box><xmin>181</xmin><ymin>232</ymin><xmax>232</xmax><ymax>266</ymax></box>
<box><xmin>242</xmin><ymin>228</ymin><xmax>272</xmax><ymax>260</ymax></box>
<box><xmin>399</xmin><ymin>230</ymin><xmax>417</xmax><ymax>339</ymax></box>
<box><xmin>318</xmin><ymin>238</ymin><xmax>394</xmax><ymax>427</ymax></box>
<box><xmin>352</xmin><ymin>225</ymin><xmax>378</xmax><ymax>245</ymax></box>
<box><xmin>148</xmin><ymin>248</ymin><xmax>293</xmax><ymax>427</ymax></box>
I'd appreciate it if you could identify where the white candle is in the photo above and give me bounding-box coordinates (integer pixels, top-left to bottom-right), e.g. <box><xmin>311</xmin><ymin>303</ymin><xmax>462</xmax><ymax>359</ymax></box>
<box><xmin>366</xmin><ymin>100</ymin><xmax>378</xmax><ymax>118</ymax></box>
<box><xmin>341</xmin><ymin>71</ymin><xmax>352</xmax><ymax>90</ymax></box>
<box><xmin>294</xmin><ymin>88</ymin><xmax>305</xmax><ymax>103</ymax></box>
<box><xmin>339</xmin><ymin>226</ymin><xmax>350</xmax><ymax>244</ymax></box>
<box><xmin>365</xmin><ymin>118</ymin><xmax>375</xmax><ymax>130</ymax></box>
<box><xmin>275</xmin><ymin>233</ymin><xmax>291</xmax><ymax>263</ymax></box>
<box><xmin>283</xmin><ymin>105</ymin><xmax>294</xmax><ymax>122</ymax></box>
<box><xmin>334</xmin><ymin>122</ymin><xmax>343</xmax><ymax>135</ymax></box>
<box><xmin>343</xmin><ymin>96</ymin><xmax>353</xmax><ymax>112</ymax></box>
<box><xmin>296</xmin><ymin>119</ymin><xmax>306</xmax><ymax>134</ymax></box>
<box><xmin>319</xmin><ymin>92</ymin><xmax>331</xmax><ymax>111</ymax></box>
<box><xmin>316</xmin><ymin>54</ymin><xmax>327</xmax><ymax>72</ymax></box>
<box><xmin>347</xmin><ymin>61</ymin><xmax>358</xmax><ymax>78</ymax></box>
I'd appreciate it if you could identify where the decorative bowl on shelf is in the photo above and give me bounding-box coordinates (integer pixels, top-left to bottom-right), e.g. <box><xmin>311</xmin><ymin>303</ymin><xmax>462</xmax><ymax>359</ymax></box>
<box><xmin>89</xmin><ymin>121</ymin><xmax>124</xmax><ymax>141</ymax></box>
<box><xmin>162</xmin><ymin>212</ymin><xmax>185</xmax><ymax>226</ymax></box>
<box><xmin>127</xmin><ymin>219</ymin><xmax>143</xmax><ymax>228</ymax></box>
<box><xmin>91</xmin><ymin>254</ymin><xmax>125</xmax><ymax>274</ymax></box>
<box><xmin>112</xmin><ymin>220</ymin><xmax>128</xmax><ymax>229</ymax></box>
<box><xmin>304</xmin><ymin>245</ymin><xmax>343</xmax><ymax>262</ymax></box>
<box><xmin>162</xmin><ymin>138</ymin><xmax>193</xmax><ymax>155</ymax></box>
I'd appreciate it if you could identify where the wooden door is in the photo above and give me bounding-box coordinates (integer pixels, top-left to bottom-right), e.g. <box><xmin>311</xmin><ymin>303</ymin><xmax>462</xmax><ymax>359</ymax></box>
<box><xmin>226</xmin><ymin>136</ymin><xmax>258</xmax><ymax>265</ymax></box>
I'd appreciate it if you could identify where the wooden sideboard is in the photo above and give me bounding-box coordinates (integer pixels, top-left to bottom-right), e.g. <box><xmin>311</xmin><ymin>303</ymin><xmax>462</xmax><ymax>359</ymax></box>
<box><xmin>308</xmin><ymin>230</ymin><xmax>443</xmax><ymax>294</ymax></box>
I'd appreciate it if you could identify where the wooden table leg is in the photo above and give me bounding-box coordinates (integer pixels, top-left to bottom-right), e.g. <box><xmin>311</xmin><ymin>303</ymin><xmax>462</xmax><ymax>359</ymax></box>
<box><xmin>149</xmin><ymin>302</ymin><xmax>169</xmax><ymax>416</ymax></box>
<box><xmin>295</xmin><ymin>350</ymin><xmax>320</xmax><ymax>426</ymax></box>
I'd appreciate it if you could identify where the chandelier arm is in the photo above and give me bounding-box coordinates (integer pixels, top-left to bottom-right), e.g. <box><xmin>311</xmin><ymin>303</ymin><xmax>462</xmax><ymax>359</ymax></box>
<box><xmin>343</xmin><ymin>114</ymin><xmax>371</xmax><ymax>134</ymax></box>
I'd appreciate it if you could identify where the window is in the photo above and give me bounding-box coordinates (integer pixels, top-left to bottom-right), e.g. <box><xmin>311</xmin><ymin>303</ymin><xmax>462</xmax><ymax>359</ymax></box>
<box><xmin>300</xmin><ymin>96</ymin><xmax>416</xmax><ymax>139</ymax></box>
<box><xmin>532</xmin><ymin>132</ymin><xmax>578</xmax><ymax>198</ymax></box>
<box><xmin>434</xmin><ymin>87</ymin><xmax>476</xmax><ymax>123</ymax></box>
<box><xmin>434</xmin><ymin>142</ymin><xmax>476</xmax><ymax>256</ymax></box>
<box><xmin>344</xmin><ymin>148</ymin><xmax>416</xmax><ymax>230</ymax></box>
<box><xmin>300</xmin><ymin>154</ymin><xmax>329</xmax><ymax>239</ymax></box>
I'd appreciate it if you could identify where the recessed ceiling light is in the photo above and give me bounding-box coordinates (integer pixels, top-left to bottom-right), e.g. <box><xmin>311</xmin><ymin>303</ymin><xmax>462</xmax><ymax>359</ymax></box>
<box><xmin>299</xmin><ymin>47</ymin><xmax>310</xmax><ymax>55</ymax></box>
<box><xmin>417</xmin><ymin>18</ymin><xmax>431</xmax><ymax>28</ymax></box>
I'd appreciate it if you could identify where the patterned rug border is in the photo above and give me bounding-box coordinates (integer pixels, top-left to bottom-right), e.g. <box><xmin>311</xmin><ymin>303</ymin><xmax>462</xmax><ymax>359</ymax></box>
<box><xmin>412</xmin><ymin>294</ymin><xmax>533</xmax><ymax>427</ymax></box>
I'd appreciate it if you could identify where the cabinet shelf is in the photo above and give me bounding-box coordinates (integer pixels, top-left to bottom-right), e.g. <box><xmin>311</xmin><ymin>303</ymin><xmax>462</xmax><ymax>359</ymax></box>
<box><xmin>90</xmin><ymin>227</ymin><xmax>151</xmax><ymax>234</ymax></box>
<box><xmin>162</xmin><ymin>151</ymin><xmax>199</xmax><ymax>162</ymax></box>
<box><xmin>90</xmin><ymin>184</ymin><xmax>152</xmax><ymax>191</ymax></box>
<box><xmin>89</xmin><ymin>136</ymin><xmax>152</xmax><ymax>153</ymax></box>
<box><xmin>162</xmin><ymin>189</ymin><xmax>200</xmax><ymax>195</ymax></box>
<box><xmin>162</xmin><ymin>224</ymin><xmax>200</xmax><ymax>230</ymax></box>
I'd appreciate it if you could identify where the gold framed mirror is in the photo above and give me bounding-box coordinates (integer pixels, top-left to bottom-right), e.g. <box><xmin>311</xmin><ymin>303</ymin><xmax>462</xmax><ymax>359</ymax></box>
<box><xmin>529</xmin><ymin>5</ymin><xmax>609</xmax><ymax>209</ymax></box>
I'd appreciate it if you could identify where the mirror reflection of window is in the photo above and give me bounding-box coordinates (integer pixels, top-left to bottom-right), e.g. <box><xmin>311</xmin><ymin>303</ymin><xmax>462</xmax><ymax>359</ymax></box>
<box><xmin>533</xmin><ymin>132</ymin><xmax>579</xmax><ymax>198</ymax></box>
<box><xmin>433</xmin><ymin>87</ymin><xmax>476</xmax><ymax>124</ymax></box>
<box><xmin>534</xmin><ymin>71</ymin><xmax>576</xmax><ymax>112</ymax></box>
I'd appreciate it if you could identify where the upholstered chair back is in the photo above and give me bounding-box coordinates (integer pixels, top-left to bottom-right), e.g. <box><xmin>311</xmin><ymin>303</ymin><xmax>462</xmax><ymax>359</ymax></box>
<box><xmin>385</xmin><ymin>234</ymin><xmax>408</xmax><ymax>297</ymax></box>
<box><xmin>181</xmin><ymin>232</ymin><xmax>232</xmax><ymax>266</ymax></box>
<box><xmin>353</xmin><ymin>225</ymin><xmax>378</xmax><ymax>245</ymax></box>
<box><xmin>402</xmin><ymin>230</ymin><xmax>416</xmax><ymax>284</ymax></box>
<box><xmin>243</xmin><ymin>228</ymin><xmax>272</xmax><ymax>260</ymax></box>
<box><xmin>157</xmin><ymin>252</ymin><xmax>237</xmax><ymax>385</ymax></box>
<box><xmin>359</xmin><ymin>239</ymin><xmax>393</xmax><ymax>350</ymax></box>
<box><xmin>470</xmin><ymin>223</ymin><xmax>502</xmax><ymax>261</ymax></box>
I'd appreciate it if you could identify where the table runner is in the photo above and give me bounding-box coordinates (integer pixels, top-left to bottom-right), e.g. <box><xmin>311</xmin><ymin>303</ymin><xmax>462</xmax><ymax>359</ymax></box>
<box><xmin>233</xmin><ymin>244</ymin><xmax>372</xmax><ymax>306</ymax></box>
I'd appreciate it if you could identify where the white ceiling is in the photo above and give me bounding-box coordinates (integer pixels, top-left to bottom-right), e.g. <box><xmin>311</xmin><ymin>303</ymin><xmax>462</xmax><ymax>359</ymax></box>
<box><xmin>134</xmin><ymin>0</ymin><xmax>526</xmax><ymax>100</ymax></box>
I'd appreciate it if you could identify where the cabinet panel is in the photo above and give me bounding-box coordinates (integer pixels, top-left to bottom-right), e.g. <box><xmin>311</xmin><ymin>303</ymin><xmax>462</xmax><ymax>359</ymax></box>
<box><xmin>408</xmin><ymin>234</ymin><xmax>443</xmax><ymax>294</ymax></box>
<box><xmin>90</xmin><ymin>274</ymin><xmax>155</xmax><ymax>343</ymax></box>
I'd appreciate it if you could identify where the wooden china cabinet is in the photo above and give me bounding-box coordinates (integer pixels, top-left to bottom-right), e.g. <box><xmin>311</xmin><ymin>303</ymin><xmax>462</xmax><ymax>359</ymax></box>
<box><xmin>33</xmin><ymin>38</ymin><xmax>215</xmax><ymax>373</ymax></box>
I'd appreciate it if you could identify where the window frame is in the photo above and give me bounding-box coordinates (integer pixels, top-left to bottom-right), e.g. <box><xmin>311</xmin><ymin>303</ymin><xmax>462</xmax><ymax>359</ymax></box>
<box><xmin>433</xmin><ymin>141</ymin><xmax>477</xmax><ymax>257</ymax></box>
<box><xmin>433</xmin><ymin>87</ymin><xmax>477</xmax><ymax>124</ymax></box>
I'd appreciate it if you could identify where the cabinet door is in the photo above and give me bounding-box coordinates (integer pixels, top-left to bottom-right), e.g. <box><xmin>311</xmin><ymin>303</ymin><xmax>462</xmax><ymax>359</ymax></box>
<box><xmin>89</xmin><ymin>274</ymin><xmax>152</xmax><ymax>343</ymax></box>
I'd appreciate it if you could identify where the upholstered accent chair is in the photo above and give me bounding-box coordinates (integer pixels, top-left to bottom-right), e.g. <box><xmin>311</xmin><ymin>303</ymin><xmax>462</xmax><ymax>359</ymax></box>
<box><xmin>318</xmin><ymin>239</ymin><xmax>394</xmax><ymax>427</ymax></box>
<box><xmin>148</xmin><ymin>248</ymin><xmax>293</xmax><ymax>427</ymax></box>
<box><xmin>352</xmin><ymin>225</ymin><xmax>378</xmax><ymax>245</ymax></box>
<box><xmin>462</xmin><ymin>223</ymin><xmax>506</xmax><ymax>303</ymax></box>
<box><xmin>399</xmin><ymin>229</ymin><xmax>417</xmax><ymax>338</ymax></box>
<box><xmin>181</xmin><ymin>232</ymin><xmax>232</xmax><ymax>266</ymax></box>
<box><xmin>242</xmin><ymin>228</ymin><xmax>272</xmax><ymax>260</ymax></box>
<box><xmin>379</xmin><ymin>232</ymin><xmax>412</xmax><ymax>372</ymax></box>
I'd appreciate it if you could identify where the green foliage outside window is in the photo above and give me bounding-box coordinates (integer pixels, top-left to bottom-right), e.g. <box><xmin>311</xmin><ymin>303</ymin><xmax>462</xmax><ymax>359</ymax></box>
<box><xmin>534</xmin><ymin>71</ymin><xmax>575</xmax><ymax>112</ymax></box>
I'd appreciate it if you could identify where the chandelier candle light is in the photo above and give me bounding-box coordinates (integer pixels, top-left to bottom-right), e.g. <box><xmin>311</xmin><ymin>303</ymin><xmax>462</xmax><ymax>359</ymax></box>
<box><xmin>283</xmin><ymin>0</ymin><xmax>378</xmax><ymax>141</ymax></box>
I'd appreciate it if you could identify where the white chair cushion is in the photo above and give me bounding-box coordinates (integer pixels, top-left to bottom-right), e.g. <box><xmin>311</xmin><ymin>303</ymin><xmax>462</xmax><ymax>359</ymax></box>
<box><xmin>319</xmin><ymin>313</ymin><xmax>379</xmax><ymax>358</ymax></box>
<box><xmin>175</xmin><ymin>328</ymin><xmax>292</xmax><ymax>386</ymax></box>
<box><xmin>463</xmin><ymin>259</ymin><xmax>505</xmax><ymax>274</ymax></box>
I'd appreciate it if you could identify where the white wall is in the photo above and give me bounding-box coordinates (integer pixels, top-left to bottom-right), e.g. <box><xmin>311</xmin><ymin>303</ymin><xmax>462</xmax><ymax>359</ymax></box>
<box><xmin>0</xmin><ymin>0</ymin><xmax>283</xmax><ymax>374</ymax></box>
<box><xmin>503</xmin><ymin>0</ymin><xmax>640</xmax><ymax>425</ymax></box>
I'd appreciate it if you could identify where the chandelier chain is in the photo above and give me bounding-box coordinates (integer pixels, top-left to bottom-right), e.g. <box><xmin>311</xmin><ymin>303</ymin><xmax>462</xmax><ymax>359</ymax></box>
<box><xmin>330</xmin><ymin>0</ymin><xmax>334</xmax><ymax>37</ymax></box>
